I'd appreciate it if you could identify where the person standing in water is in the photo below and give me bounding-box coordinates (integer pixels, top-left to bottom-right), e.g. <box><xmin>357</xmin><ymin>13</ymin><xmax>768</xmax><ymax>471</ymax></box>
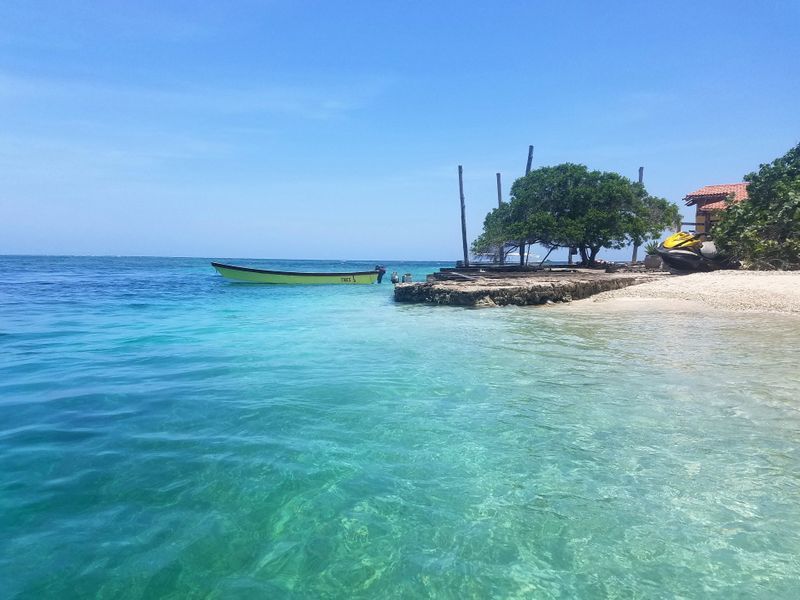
<box><xmin>374</xmin><ymin>265</ymin><xmax>386</xmax><ymax>283</ymax></box>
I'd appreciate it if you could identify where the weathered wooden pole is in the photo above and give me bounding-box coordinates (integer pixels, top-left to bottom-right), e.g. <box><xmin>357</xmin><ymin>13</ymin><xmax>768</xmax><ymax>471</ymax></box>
<box><xmin>631</xmin><ymin>166</ymin><xmax>644</xmax><ymax>263</ymax></box>
<box><xmin>458</xmin><ymin>165</ymin><xmax>469</xmax><ymax>267</ymax></box>
<box><xmin>520</xmin><ymin>145</ymin><xmax>534</xmax><ymax>265</ymax></box>
<box><xmin>525</xmin><ymin>145</ymin><xmax>534</xmax><ymax>175</ymax></box>
<box><xmin>496</xmin><ymin>172</ymin><xmax>504</xmax><ymax>264</ymax></box>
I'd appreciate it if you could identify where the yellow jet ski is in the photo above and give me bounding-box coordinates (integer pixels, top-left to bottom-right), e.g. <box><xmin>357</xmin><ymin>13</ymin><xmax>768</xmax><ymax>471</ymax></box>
<box><xmin>657</xmin><ymin>232</ymin><xmax>739</xmax><ymax>272</ymax></box>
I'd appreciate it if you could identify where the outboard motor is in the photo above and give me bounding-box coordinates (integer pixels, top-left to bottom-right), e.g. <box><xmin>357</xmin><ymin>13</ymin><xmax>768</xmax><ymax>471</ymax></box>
<box><xmin>390</xmin><ymin>271</ymin><xmax>400</xmax><ymax>284</ymax></box>
<box><xmin>374</xmin><ymin>265</ymin><xmax>386</xmax><ymax>283</ymax></box>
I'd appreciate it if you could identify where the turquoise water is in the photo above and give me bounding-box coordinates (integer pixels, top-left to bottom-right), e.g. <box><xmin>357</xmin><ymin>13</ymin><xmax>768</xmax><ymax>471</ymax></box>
<box><xmin>2</xmin><ymin>256</ymin><xmax>800</xmax><ymax>598</ymax></box>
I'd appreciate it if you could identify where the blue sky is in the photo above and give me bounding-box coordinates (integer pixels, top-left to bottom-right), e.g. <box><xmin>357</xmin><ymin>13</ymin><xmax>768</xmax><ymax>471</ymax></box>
<box><xmin>1</xmin><ymin>1</ymin><xmax>798</xmax><ymax>260</ymax></box>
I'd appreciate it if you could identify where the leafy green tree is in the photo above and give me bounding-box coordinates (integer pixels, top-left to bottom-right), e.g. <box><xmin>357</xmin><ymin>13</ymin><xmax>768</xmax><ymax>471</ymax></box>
<box><xmin>628</xmin><ymin>193</ymin><xmax>682</xmax><ymax>251</ymax></box>
<box><xmin>472</xmin><ymin>203</ymin><xmax>515</xmax><ymax>260</ymax></box>
<box><xmin>474</xmin><ymin>163</ymin><xmax>678</xmax><ymax>266</ymax></box>
<box><xmin>714</xmin><ymin>143</ymin><xmax>800</xmax><ymax>269</ymax></box>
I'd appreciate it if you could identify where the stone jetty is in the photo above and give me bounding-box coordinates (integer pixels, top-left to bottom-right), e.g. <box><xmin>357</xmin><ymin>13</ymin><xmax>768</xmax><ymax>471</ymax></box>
<box><xmin>394</xmin><ymin>268</ymin><xmax>665</xmax><ymax>307</ymax></box>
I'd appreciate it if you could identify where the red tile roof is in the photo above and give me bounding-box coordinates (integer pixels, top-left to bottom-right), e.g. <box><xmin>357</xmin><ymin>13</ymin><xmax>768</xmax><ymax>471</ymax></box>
<box><xmin>684</xmin><ymin>182</ymin><xmax>749</xmax><ymax>211</ymax></box>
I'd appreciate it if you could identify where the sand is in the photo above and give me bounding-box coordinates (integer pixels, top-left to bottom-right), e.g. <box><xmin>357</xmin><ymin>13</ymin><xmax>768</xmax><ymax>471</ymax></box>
<box><xmin>571</xmin><ymin>271</ymin><xmax>800</xmax><ymax>314</ymax></box>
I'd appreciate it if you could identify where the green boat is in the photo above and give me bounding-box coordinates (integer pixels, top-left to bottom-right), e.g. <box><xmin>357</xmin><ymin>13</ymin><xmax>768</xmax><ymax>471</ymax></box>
<box><xmin>211</xmin><ymin>262</ymin><xmax>380</xmax><ymax>284</ymax></box>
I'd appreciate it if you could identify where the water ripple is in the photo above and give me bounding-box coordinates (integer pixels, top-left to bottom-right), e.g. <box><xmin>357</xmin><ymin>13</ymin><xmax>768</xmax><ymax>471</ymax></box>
<box><xmin>1</xmin><ymin>257</ymin><xmax>799</xmax><ymax>598</ymax></box>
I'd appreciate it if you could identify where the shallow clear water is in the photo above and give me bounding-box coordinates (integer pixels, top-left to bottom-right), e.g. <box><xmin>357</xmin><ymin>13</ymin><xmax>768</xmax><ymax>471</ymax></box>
<box><xmin>1</xmin><ymin>256</ymin><xmax>799</xmax><ymax>598</ymax></box>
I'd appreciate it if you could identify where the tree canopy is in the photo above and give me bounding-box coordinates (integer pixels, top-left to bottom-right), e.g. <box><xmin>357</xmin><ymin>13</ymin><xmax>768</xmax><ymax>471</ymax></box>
<box><xmin>714</xmin><ymin>143</ymin><xmax>800</xmax><ymax>270</ymax></box>
<box><xmin>472</xmin><ymin>163</ymin><xmax>679</xmax><ymax>266</ymax></box>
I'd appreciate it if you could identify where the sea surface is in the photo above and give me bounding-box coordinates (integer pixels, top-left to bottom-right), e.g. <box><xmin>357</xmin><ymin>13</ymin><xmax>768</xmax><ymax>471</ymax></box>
<box><xmin>1</xmin><ymin>256</ymin><xmax>799</xmax><ymax>599</ymax></box>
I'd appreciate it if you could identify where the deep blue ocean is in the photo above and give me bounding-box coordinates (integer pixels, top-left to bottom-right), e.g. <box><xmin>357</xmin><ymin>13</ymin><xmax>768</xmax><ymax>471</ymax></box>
<box><xmin>1</xmin><ymin>256</ymin><xmax>799</xmax><ymax>598</ymax></box>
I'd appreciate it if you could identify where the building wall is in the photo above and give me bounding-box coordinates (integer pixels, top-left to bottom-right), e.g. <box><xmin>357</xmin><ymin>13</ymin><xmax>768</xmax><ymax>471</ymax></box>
<box><xmin>694</xmin><ymin>204</ymin><xmax>722</xmax><ymax>234</ymax></box>
<box><xmin>694</xmin><ymin>205</ymin><xmax>706</xmax><ymax>233</ymax></box>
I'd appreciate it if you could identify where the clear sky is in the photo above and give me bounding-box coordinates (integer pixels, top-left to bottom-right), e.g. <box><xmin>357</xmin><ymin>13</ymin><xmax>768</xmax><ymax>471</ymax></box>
<box><xmin>1</xmin><ymin>1</ymin><xmax>798</xmax><ymax>261</ymax></box>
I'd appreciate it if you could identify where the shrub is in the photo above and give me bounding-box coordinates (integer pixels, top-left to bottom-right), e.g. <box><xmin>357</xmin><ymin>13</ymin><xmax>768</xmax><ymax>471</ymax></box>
<box><xmin>714</xmin><ymin>143</ymin><xmax>800</xmax><ymax>270</ymax></box>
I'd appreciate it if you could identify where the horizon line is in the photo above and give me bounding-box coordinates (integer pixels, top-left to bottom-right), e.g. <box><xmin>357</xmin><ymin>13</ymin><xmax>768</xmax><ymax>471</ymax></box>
<box><xmin>0</xmin><ymin>253</ymin><xmax>459</xmax><ymax>262</ymax></box>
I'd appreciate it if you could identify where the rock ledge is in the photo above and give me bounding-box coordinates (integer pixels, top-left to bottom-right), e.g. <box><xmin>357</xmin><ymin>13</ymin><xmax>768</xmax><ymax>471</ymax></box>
<box><xmin>394</xmin><ymin>270</ymin><xmax>664</xmax><ymax>307</ymax></box>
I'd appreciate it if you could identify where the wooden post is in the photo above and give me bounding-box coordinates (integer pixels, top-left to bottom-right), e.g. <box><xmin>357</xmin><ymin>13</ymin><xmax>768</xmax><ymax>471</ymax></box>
<box><xmin>520</xmin><ymin>146</ymin><xmax>533</xmax><ymax>266</ymax></box>
<box><xmin>631</xmin><ymin>166</ymin><xmax>644</xmax><ymax>263</ymax></box>
<box><xmin>458</xmin><ymin>165</ymin><xmax>469</xmax><ymax>267</ymax></box>
<box><xmin>496</xmin><ymin>172</ymin><xmax>504</xmax><ymax>264</ymax></box>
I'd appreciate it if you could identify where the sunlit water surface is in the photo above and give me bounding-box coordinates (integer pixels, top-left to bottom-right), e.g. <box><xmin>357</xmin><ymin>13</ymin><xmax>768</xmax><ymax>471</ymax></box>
<box><xmin>1</xmin><ymin>256</ymin><xmax>799</xmax><ymax>598</ymax></box>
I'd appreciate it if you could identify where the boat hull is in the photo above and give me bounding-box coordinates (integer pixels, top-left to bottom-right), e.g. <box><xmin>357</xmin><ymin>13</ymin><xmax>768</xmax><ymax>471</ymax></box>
<box><xmin>211</xmin><ymin>262</ymin><xmax>379</xmax><ymax>284</ymax></box>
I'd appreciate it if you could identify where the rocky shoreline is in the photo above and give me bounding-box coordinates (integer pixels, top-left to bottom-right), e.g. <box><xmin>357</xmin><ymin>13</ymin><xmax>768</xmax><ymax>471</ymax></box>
<box><xmin>394</xmin><ymin>269</ymin><xmax>665</xmax><ymax>307</ymax></box>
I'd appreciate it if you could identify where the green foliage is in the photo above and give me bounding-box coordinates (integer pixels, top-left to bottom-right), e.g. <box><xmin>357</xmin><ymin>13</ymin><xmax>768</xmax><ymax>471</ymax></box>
<box><xmin>644</xmin><ymin>240</ymin><xmax>660</xmax><ymax>255</ymax></box>
<box><xmin>473</xmin><ymin>163</ymin><xmax>679</xmax><ymax>266</ymax></box>
<box><xmin>472</xmin><ymin>203</ymin><xmax>513</xmax><ymax>256</ymax></box>
<box><xmin>629</xmin><ymin>195</ymin><xmax>681</xmax><ymax>248</ymax></box>
<box><xmin>714</xmin><ymin>143</ymin><xmax>800</xmax><ymax>270</ymax></box>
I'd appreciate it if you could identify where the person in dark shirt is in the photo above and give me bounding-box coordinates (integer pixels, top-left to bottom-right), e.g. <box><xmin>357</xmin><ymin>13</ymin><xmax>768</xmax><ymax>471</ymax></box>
<box><xmin>374</xmin><ymin>265</ymin><xmax>386</xmax><ymax>283</ymax></box>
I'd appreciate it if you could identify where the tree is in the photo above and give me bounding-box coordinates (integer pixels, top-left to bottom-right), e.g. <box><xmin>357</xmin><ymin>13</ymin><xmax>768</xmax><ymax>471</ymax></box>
<box><xmin>628</xmin><ymin>193</ymin><xmax>682</xmax><ymax>251</ymax></box>
<box><xmin>472</xmin><ymin>203</ymin><xmax>515</xmax><ymax>260</ymax></box>
<box><xmin>474</xmin><ymin>163</ymin><xmax>678</xmax><ymax>267</ymax></box>
<box><xmin>714</xmin><ymin>143</ymin><xmax>800</xmax><ymax>270</ymax></box>
<box><xmin>471</xmin><ymin>201</ymin><xmax>559</xmax><ymax>262</ymax></box>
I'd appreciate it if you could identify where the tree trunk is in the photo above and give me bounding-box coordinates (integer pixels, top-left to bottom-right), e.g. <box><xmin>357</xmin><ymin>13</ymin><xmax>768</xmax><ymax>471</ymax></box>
<box><xmin>577</xmin><ymin>245</ymin><xmax>602</xmax><ymax>266</ymax></box>
<box><xmin>519</xmin><ymin>241</ymin><xmax>526</xmax><ymax>265</ymax></box>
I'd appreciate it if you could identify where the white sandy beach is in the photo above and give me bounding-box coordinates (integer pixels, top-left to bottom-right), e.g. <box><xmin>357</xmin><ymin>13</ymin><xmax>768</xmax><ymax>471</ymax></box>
<box><xmin>571</xmin><ymin>271</ymin><xmax>800</xmax><ymax>314</ymax></box>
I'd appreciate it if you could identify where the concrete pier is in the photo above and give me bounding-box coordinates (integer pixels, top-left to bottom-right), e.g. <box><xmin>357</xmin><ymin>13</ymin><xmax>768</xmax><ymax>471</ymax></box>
<box><xmin>394</xmin><ymin>269</ymin><xmax>665</xmax><ymax>307</ymax></box>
